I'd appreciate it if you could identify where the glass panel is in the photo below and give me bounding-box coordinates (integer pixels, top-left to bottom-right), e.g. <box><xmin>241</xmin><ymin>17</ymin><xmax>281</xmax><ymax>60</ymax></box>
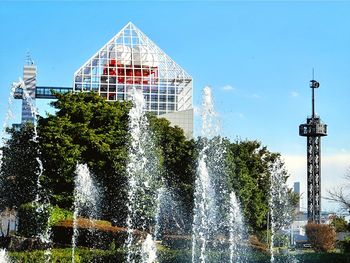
<box><xmin>151</xmin><ymin>95</ymin><xmax>158</xmax><ymax>102</ymax></box>
<box><xmin>167</xmin><ymin>104</ymin><xmax>175</xmax><ymax>111</ymax></box>
<box><xmin>151</xmin><ymin>103</ymin><xmax>158</xmax><ymax>110</ymax></box>
<box><xmin>159</xmin><ymin>103</ymin><xmax>166</xmax><ymax>110</ymax></box>
<box><xmin>168</xmin><ymin>95</ymin><xmax>175</xmax><ymax>103</ymax></box>
<box><xmin>159</xmin><ymin>95</ymin><xmax>166</xmax><ymax>102</ymax></box>
<box><xmin>117</xmin><ymin>93</ymin><xmax>124</xmax><ymax>100</ymax></box>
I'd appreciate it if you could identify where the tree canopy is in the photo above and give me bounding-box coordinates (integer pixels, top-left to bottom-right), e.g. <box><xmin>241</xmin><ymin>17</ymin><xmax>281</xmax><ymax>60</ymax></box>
<box><xmin>0</xmin><ymin>124</ymin><xmax>39</xmax><ymax>210</ymax></box>
<box><xmin>225</xmin><ymin>140</ymin><xmax>293</xmax><ymax>232</ymax></box>
<box><xmin>0</xmin><ymin>92</ymin><xmax>295</xmax><ymax>235</ymax></box>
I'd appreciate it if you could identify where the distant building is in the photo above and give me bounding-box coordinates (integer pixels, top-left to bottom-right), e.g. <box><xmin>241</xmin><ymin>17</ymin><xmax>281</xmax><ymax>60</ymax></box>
<box><xmin>294</xmin><ymin>182</ymin><xmax>300</xmax><ymax>213</ymax></box>
<box><xmin>21</xmin><ymin>63</ymin><xmax>37</xmax><ymax>124</ymax></box>
<box><xmin>73</xmin><ymin>22</ymin><xmax>193</xmax><ymax>137</ymax></box>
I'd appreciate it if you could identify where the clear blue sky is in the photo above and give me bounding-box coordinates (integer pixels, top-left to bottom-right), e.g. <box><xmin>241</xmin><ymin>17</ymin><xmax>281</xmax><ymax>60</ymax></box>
<box><xmin>1</xmin><ymin>0</ymin><xmax>349</xmax><ymax>213</ymax></box>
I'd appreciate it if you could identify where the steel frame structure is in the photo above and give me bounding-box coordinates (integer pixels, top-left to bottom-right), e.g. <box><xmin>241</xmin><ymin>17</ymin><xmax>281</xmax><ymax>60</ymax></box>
<box><xmin>73</xmin><ymin>22</ymin><xmax>193</xmax><ymax>116</ymax></box>
<box><xmin>299</xmin><ymin>80</ymin><xmax>327</xmax><ymax>224</ymax></box>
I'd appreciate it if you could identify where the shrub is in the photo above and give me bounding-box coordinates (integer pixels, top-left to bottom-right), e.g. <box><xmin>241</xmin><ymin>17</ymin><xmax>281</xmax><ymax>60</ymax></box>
<box><xmin>17</xmin><ymin>202</ymin><xmax>51</xmax><ymax>237</ymax></box>
<box><xmin>339</xmin><ymin>236</ymin><xmax>350</xmax><ymax>253</ymax></box>
<box><xmin>51</xmin><ymin>218</ymin><xmax>129</xmax><ymax>249</ymax></box>
<box><xmin>48</xmin><ymin>206</ymin><xmax>73</xmax><ymax>227</ymax></box>
<box><xmin>249</xmin><ymin>235</ymin><xmax>268</xmax><ymax>253</ymax></box>
<box><xmin>9</xmin><ymin>248</ymin><xmax>124</xmax><ymax>263</ymax></box>
<box><xmin>305</xmin><ymin>223</ymin><xmax>336</xmax><ymax>252</ymax></box>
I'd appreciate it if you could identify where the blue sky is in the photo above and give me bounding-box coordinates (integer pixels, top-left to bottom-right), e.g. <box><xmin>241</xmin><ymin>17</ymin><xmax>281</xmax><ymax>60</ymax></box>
<box><xmin>1</xmin><ymin>1</ymin><xmax>350</xmax><ymax>213</ymax></box>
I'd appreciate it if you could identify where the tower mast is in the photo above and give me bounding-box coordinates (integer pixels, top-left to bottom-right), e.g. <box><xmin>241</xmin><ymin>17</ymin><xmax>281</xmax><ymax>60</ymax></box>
<box><xmin>299</xmin><ymin>79</ymin><xmax>327</xmax><ymax>224</ymax></box>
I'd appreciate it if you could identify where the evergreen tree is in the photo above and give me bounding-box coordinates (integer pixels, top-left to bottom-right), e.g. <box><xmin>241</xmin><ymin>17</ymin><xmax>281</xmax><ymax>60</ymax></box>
<box><xmin>0</xmin><ymin>123</ymin><xmax>39</xmax><ymax>209</ymax></box>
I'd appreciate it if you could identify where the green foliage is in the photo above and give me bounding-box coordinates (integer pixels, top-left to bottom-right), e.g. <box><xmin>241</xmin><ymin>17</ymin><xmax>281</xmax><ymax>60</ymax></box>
<box><xmin>330</xmin><ymin>215</ymin><xmax>350</xmax><ymax>232</ymax></box>
<box><xmin>0</xmin><ymin>123</ymin><xmax>39</xmax><ymax>210</ymax></box>
<box><xmin>17</xmin><ymin>202</ymin><xmax>50</xmax><ymax>237</ymax></box>
<box><xmin>48</xmin><ymin>206</ymin><xmax>73</xmax><ymax>227</ymax></box>
<box><xmin>225</xmin><ymin>140</ymin><xmax>291</xmax><ymax>233</ymax></box>
<box><xmin>1</xmin><ymin>91</ymin><xmax>294</xmax><ymax>237</ymax></box>
<box><xmin>296</xmin><ymin>252</ymin><xmax>350</xmax><ymax>263</ymax></box>
<box><xmin>18</xmin><ymin>204</ymin><xmax>72</xmax><ymax>237</ymax></box>
<box><xmin>305</xmin><ymin>223</ymin><xmax>337</xmax><ymax>252</ymax></box>
<box><xmin>148</xmin><ymin>115</ymin><xmax>196</xmax><ymax>233</ymax></box>
<box><xmin>38</xmin><ymin>92</ymin><xmax>132</xmax><ymax>224</ymax></box>
<box><xmin>157</xmin><ymin>247</ymin><xmax>192</xmax><ymax>263</ymax></box>
<box><xmin>9</xmin><ymin>248</ymin><xmax>124</xmax><ymax>263</ymax></box>
<box><xmin>8</xmin><ymin>248</ymin><xmax>350</xmax><ymax>263</ymax></box>
<box><xmin>339</xmin><ymin>236</ymin><xmax>350</xmax><ymax>253</ymax></box>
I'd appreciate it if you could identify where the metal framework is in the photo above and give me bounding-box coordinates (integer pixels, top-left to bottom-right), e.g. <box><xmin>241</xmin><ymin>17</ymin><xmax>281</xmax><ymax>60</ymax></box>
<box><xmin>299</xmin><ymin>80</ymin><xmax>327</xmax><ymax>224</ymax></box>
<box><xmin>73</xmin><ymin>22</ymin><xmax>193</xmax><ymax>115</ymax></box>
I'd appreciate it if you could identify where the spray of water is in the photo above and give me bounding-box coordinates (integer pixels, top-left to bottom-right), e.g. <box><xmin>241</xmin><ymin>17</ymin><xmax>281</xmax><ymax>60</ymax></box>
<box><xmin>0</xmin><ymin>80</ymin><xmax>20</xmax><ymax>169</ymax></box>
<box><xmin>154</xmin><ymin>187</ymin><xmax>166</xmax><ymax>241</ymax></box>
<box><xmin>0</xmin><ymin>249</ymin><xmax>10</xmax><ymax>263</ymax></box>
<box><xmin>269</xmin><ymin>160</ymin><xmax>298</xmax><ymax>263</ymax></box>
<box><xmin>192</xmin><ymin>86</ymin><xmax>223</xmax><ymax>263</ymax></box>
<box><xmin>0</xmin><ymin>81</ymin><xmax>19</xmax><ymax>263</ymax></box>
<box><xmin>155</xmin><ymin>187</ymin><xmax>189</xmax><ymax>239</ymax></box>
<box><xmin>125</xmin><ymin>87</ymin><xmax>160</xmax><ymax>263</ymax></box>
<box><xmin>1</xmin><ymin>81</ymin><xmax>17</xmax><ymax>140</ymax></box>
<box><xmin>0</xmin><ymin>81</ymin><xmax>22</xmax><ymax>263</ymax></box>
<box><xmin>72</xmin><ymin>163</ymin><xmax>100</xmax><ymax>263</ymax></box>
<box><xmin>19</xmin><ymin>79</ymin><xmax>51</xmax><ymax>261</ymax></box>
<box><xmin>228</xmin><ymin>191</ymin><xmax>248</xmax><ymax>263</ymax></box>
<box><xmin>192</xmin><ymin>86</ymin><xmax>247</xmax><ymax>262</ymax></box>
<box><xmin>141</xmin><ymin>234</ymin><xmax>157</xmax><ymax>263</ymax></box>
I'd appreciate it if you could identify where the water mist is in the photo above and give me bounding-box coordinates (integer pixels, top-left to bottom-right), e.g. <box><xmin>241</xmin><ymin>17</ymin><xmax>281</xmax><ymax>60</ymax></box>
<box><xmin>125</xmin><ymin>87</ymin><xmax>160</xmax><ymax>263</ymax></box>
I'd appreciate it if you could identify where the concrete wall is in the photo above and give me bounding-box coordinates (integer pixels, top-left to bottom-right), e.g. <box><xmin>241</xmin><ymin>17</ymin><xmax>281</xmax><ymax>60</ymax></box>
<box><xmin>159</xmin><ymin>108</ymin><xmax>193</xmax><ymax>139</ymax></box>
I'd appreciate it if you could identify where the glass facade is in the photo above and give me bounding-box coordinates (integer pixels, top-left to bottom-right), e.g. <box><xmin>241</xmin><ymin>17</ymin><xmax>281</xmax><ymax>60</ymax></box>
<box><xmin>73</xmin><ymin>22</ymin><xmax>192</xmax><ymax>115</ymax></box>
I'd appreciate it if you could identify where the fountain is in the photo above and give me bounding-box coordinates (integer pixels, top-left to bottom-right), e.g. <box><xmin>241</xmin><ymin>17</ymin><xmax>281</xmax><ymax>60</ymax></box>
<box><xmin>72</xmin><ymin>163</ymin><xmax>100</xmax><ymax>263</ymax></box>
<box><xmin>269</xmin><ymin>160</ymin><xmax>298</xmax><ymax>263</ymax></box>
<box><xmin>1</xmin><ymin>81</ymin><xmax>16</xmax><ymax>142</ymax></box>
<box><xmin>155</xmin><ymin>187</ymin><xmax>190</xmax><ymax>239</ymax></box>
<box><xmin>228</xmin><ymin>191</ymin><xmax>248</xmax><ymax>263</ymax></box>
<box><xmin>0</xmin><ymin>249</ymin><xmax>10</xmax><ymax>263</ymax></box>
<box><xmin>0</xmin><ymin>81</ymin><xmax>17</xmax><ymax>185</ymax></box>
<box><xmin>17</xmin><ymin>79</ymin><xmax>52</xmax><ymax>262</ymax></box>
<box><xmin>192</xmin><ymin>86</ymin><xmax>247</xmax><ymax>263</ymax></box>
<box><xmin>0</xmin><ymin>78</ymin><xmax>303</xmax><ymax>263</ymax></box>
<box><xmin>0</xmin><ymin>82</ymin><xmax>20</xmax><ymax>263</ymax></box>
<box><xmin>125</xmin><ymin>87</ymin><xmax>161</xmax><ymax>263</ymax></box>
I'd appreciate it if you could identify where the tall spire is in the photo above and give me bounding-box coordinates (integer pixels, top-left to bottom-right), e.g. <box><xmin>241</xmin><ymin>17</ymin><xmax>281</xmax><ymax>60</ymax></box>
<box><xmin>299</xmin><ymin>78</ymin><xmax>327</xmax><ymax>224</ymax></box>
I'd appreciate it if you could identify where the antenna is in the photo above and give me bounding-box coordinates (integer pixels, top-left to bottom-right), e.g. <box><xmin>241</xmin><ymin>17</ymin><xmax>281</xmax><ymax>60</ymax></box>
<box><xmin>25</xmin><ymin>51</ymin><xmax>34</xmax><ymax>65</ymax></box>
<box><xmin>310</xmin><ymin>69</ymin><xmax>319</xmax><ymax>118</ymax></box>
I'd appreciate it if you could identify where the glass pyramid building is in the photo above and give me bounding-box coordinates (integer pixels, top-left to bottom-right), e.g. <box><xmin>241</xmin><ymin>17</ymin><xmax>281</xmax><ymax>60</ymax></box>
<box><xmin>73</xmin><ymin>23</ymin><xmax>193</xmax><ymax>130</ymax></box>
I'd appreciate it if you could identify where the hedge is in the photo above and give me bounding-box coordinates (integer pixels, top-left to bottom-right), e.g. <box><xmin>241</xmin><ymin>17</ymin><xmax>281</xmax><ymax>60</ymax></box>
<box><xmin>8</xmin><ymin>249</ymin><xmax>350</xmax><ymax>263</ymax></box>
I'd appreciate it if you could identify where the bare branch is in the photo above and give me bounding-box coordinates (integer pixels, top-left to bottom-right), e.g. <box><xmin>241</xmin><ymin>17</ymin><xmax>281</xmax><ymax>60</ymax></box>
<box><xmin>325</xmin><ymin>186</ymin><xmax>350</xmax><ymax>213</ymax></box>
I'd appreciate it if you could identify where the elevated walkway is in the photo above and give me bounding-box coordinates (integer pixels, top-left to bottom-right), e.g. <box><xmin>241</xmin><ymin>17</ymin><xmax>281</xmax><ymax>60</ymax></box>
<box><xmin>14</xmin><ymin>86</ymin><xmax>73</xmax><ymax>99</ymax></box>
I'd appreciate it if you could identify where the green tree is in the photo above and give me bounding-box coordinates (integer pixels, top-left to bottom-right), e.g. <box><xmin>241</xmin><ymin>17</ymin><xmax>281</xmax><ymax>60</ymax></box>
<box><xmin>38</xmin><ymin>92</ymin><xmax>132</xmax><ymax>225</ymax></box>
<box><xmin>148</xmin><ymin>115</ymin><xmax>196</xmax><ymax>233</ymax></box>
<box><xmin>38</xmin><ymin>92</ymin><xmax>196</xmax><ymax>228</ymax></box>
<box><xmin>329</xmin><ymin>215</ymin><xmax>350</xmax><ymax>232</ymax></box>
<box><xmin>0</xmin><ymin>123</ymin><xmax>39</xmax><ymax>209</ymax></box>
<box><xmin>225</xmin><ymin>140</ymin><xmax>294</xmax><ymax>233</ymax></box>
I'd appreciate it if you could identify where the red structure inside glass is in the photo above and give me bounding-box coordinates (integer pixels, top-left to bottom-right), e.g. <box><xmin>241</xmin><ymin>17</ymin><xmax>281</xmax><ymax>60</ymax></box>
<box><xmin>103</xmin><ymin>59</ymin><xmax>158</xmax><ymax>85</ymax></box>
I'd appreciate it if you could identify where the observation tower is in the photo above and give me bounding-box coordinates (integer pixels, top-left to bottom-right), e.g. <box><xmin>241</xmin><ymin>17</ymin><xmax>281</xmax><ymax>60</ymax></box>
<box><xmin>299</xmin><ymin>79</ymin><xmax>327</xmax><ymax>224</ymax></box>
